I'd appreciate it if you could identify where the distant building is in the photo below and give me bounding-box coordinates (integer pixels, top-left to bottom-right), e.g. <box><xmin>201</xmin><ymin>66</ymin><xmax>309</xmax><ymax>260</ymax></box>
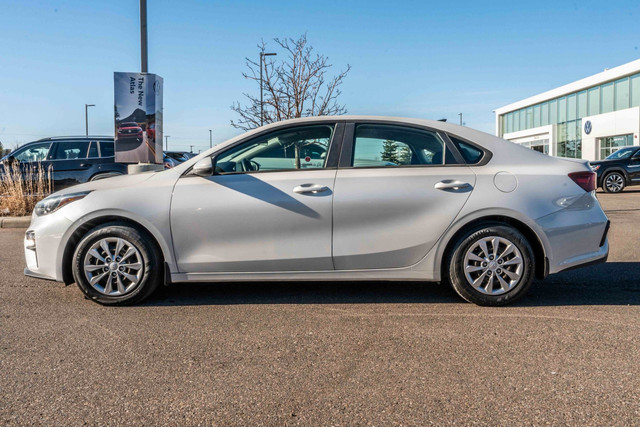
<box><xmin>494</xmin><ymin>59</ymin><xmax>640</xmax><ymax>161</ymax></box>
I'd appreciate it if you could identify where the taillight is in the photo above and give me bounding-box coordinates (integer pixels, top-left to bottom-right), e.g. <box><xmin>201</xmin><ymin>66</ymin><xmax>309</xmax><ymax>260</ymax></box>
<box><xmin>568</xmin><ymin>171</ymin><xmax>596</xmax><ymax>192</ymax></box>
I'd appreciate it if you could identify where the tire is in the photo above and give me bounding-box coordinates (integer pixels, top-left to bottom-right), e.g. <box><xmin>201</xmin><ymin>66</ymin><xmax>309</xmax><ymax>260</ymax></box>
<box><xmin>602</xmin><ymin>171</ymin><xmax>625</xmax><ymax>193</ymax></box>
<box><xmin>445</xmin><ymin>224</ymin><xmax>535</xmax><ymax>306</ymax></box>
<box><xmin>90</xmin><ymin>172</ymin><xmax>123</xmax><ymax>181</ymax></box>
<box><xmin>72</xmin><ymin>222</ymin><xmax>162</xmax><ymax>305</ymax></box>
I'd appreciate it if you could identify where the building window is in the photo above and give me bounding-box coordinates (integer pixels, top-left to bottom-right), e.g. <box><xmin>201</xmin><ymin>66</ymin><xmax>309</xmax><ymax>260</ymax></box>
<box><xmin>549</xmin><ymin>99</ymin><xmax>558</xmax><ymax>124</ymax></box>
<box><xmin>598</xmin><ymin>134</ymin><xmax>634</xmax><ymax>159</ymax></box>
<box><xmin>577</xmin><ymin>90</ymin><xmax>588</xmax><ymax>118</ymax></box>
<box><xmin>614</xmin><ymin>77</ymin><xmax>630</xmax><ymax>110</ymax></box>
<box><xmin>541</xmin><ymin>102</ymin><xmax>549</xmax><ymax>126</ymax></box>
<box><xmin>533</xmin><ymin>104</ymin><xmax>541</xmax><ymax>128</ymax></box>
<box><xmin>567</xmin><ymin>93</ymin><xmax>577</xmax><ymax>121</ymax></box>
<box><xmin>631</xmin><ymin>74</ymin><xmax>640</xmax><ymax>107</ymax></box>
<box><xmin>517</xmin><ymin>139</ymin><xmax>549</xmax><ymax>154</ymax></box>
<box><xmin>601</xmin><ymin>82</ymin><xmax>614</xmax><ymax>113</ymax></box>
<box><xmin>588</xmin><ymin>86</ymin><xmax>600</xmax><ymax>116</ymax></box>
<box><xmin>519</xmin><ymin>108</ymin><xmax>526</xmax><ymax>130</ymax></box>
<box><xmin>558</xmin><ymin>96</ymin><xmax>567</xmax><ymax>123</ymax></box>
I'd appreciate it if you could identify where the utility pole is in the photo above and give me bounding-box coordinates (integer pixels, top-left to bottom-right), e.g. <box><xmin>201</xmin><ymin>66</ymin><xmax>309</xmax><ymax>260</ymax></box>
<box><xmin>85</xmin><ymin>104</ymin><xmax>95</xmax><ymax>136</ymax></box>
<box><xmin>458</xmin><ymin>113</ymin><xmax>463</xmax><ymax>126</ymax></box>
<box><xmin>165</xmin><ymin>135</ymin><xmax>170</xmax><ymax>150</ymax></box>
<box><xmin>209</xmin><ymin>129</ymin><xmax>212</xmax><ymax>148</ymax></box>
<box><xmin>190</xmin><ymin>145</ymin><xmax>194</xmax><ymax>153</ymax></box>
<box><xmin>140</xmin><ymin>0</ymin><xmax>148</xmax><ymax>73</ymax></box>
<box><xmin>259</xmin><ymin>52</ymin><xmax>277</xmax><ymax>127</ymax></box>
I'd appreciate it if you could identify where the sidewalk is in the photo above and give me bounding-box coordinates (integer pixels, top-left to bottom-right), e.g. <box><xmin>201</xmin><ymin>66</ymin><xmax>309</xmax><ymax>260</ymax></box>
<box><xmin>0</xmin><ymin>216</ymin><xmax>31</xmax><ymax>228</ymax></box>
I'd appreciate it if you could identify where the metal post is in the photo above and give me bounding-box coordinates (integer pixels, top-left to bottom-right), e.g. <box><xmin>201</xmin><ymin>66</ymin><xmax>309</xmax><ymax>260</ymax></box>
<box><xmin>165</xmin><ymin>135</ymin><xmax>170</xmax><ymax>150</ymax></box>
<box><xmin>140</xmin><ymin>0</ymin><xmax>148</xmax><ymax>73</ymax></box>
<box><xmin>85</xmin><ymin>104</ymin><xmax>95</xmax><ymax>136</ymax></box>
<box><xmin>458</xmin><ymin>113</ymin><xmax>463</xmax><ymax>126</ymax></box>
<box><xmin>190</xmin><ymin>145</ymin><xmax>194</xmax><ymax>153</ymax></box>
<box><xmin>209</xmin><ymin>129</ymin><xmax>212</xmax><ymax>148</ymax></box>
<box><xmin>259</xmin><ymin>52</ymin><xmax>277</xmax><ymax>127</ymax></box>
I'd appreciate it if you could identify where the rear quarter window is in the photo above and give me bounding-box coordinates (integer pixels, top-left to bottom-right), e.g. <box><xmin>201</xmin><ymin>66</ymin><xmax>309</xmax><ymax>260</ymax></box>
<box><xmin>449</xmin><ymin>136</ymin><xmax>484</xmax><ymax>164</ymax></box>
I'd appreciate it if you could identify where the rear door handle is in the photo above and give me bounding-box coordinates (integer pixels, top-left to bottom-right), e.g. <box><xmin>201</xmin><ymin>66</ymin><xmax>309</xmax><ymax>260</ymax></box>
<box><xmin>434</xmin><ymin>181</ymin><xmax>471</xmax><ymax>191</ymax></box>
<box><xmin>293</xmin><ymin>184</ymin><xmax>329</xmax><ymax>194</ymax></box>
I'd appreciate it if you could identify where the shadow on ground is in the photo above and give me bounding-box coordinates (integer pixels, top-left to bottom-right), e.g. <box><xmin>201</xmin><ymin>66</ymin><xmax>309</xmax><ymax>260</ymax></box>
<box><xmin>147</xmin><ymin>262</ymin><xmax>640</xmax><ymax>307</ymax></box>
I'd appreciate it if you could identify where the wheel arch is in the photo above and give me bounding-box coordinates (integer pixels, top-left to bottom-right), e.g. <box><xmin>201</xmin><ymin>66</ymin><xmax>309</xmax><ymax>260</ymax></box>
<box><xmin>60</xmin><ymin>214</ymin><xmax>171</xmax><ymax>285</ymax></box>
<box><xmin>438</xmin><ymin>213</ymin><xmax>548</xmax><ymax>281</ymax></box>
<box><xmin>601</xmin><ymin>167</ymin><xmax>630</xmax><ymax>186</ymax></box>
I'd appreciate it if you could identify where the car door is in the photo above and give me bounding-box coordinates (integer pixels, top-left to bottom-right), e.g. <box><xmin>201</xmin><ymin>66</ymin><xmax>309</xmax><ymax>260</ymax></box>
<box><xmin>332</xmin><ymin>122</ymin><xmax>476</xmax><ymax>270</ymax></box>
<box><xmin>3</xmin><ymin>141</ymin><xmax>54</xmax><ymax>188</ymax></box>
<box><xmin>170</xmin><ymin>123</ymin><xmax>342</xmax><ymax>273</ymax></box>
<box><xmin>48</xmin><ymin>139</ymin><xmax>92</xmax><ymax>189</ymax></box>
<box><xmin>629</xmin><ymin>148</ymin><xmax>640</xmax><ymax>183</ymax></box>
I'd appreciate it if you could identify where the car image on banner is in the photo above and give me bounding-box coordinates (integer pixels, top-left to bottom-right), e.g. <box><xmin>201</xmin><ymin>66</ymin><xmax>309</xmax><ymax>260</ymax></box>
<box><xmin>113</xmin><ymin>72</ymin><xmax>163</xmax><ymax>164</ymax></box>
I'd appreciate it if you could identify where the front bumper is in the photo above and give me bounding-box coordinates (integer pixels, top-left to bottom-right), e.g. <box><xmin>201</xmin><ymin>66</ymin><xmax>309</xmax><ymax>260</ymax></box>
<box><xmin>536</xmin><ymin>192</ymin><xmax>610</xmax><ymax>275</ymax></box>
<box><xmin>23</xmin><ymin>212</ymin><xmax>73</xmax><ymax>282</ymax></box>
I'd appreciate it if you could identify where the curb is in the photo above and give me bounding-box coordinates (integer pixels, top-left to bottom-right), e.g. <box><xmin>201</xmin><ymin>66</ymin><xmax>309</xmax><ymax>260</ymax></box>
<box><xmin>0</xmin><ymin>216</ymin><xmax>31</xmax><ymax>229</ymax></box>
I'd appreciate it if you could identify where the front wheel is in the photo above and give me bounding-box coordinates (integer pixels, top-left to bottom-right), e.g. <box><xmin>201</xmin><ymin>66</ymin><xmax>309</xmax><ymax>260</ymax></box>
<box><xmin>446</xmin><ymin>224</ymin><xmax>535</xmax><ymax>306</ymax></box>
<box><xmin>72</xmin><ymin>222</ymin><xmax>162</xmax><ymax>305</ymax></box>
<box><xmin>603</xmin><ymin>172</ymin><xmax>625</xmax><ymax>193</ymax></box>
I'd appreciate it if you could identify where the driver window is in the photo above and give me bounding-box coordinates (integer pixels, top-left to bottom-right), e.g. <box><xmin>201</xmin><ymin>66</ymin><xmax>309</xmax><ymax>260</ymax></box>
<box><xmin>13</xmin><ymin>142</ymin><xmax>52</xmax><ymax>162</ymax></box>
<box><xmin>215</xmin><ymin>125</ymin><xmax>334</xmax><ymax>173</ymax></box>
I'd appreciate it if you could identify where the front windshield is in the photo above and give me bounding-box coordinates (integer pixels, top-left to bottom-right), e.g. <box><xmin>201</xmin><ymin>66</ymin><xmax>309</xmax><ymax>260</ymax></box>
<box><xmin>606</xmin><ymin>147</ymin><xmax>637</xmax><ymax>160</ymax></box>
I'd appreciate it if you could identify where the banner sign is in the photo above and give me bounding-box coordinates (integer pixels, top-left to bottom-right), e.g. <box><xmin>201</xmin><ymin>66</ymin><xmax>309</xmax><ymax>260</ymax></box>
<box><xmin>114</xmin><ymin>72</ymin><xmax>163</xmax><ymax>163</ymax></box>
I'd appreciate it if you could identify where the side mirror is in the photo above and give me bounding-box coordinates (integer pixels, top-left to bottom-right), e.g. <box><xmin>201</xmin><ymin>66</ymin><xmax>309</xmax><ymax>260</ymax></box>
<box><xmin>192</xmin><ymin>157</ymin><xmax>214</xmax><ymax>177</ymax></box>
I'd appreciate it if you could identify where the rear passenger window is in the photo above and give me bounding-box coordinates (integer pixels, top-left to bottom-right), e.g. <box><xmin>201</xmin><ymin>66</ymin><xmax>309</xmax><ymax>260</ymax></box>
<box><xmin>352</xmin><ymin>124</ymin><xmax>445</xmax><ymax>167</ymax></box>
<box><xmin>449</xmin><ymin>136</ymin><xmax>484</xmax><ymax>164</ymax></box>
<box><xmin>51</xmin><ymin>141</ymin><xmax>89</xmax><ymax>160</ymax></box>
<box><xmin>100</xmin><ymin>141</ymin><xmax>115</xmax><ymax>158</ymax></box>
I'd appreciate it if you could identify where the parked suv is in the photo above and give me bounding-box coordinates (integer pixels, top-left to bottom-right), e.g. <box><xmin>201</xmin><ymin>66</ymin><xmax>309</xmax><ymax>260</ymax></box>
<box><xmin>0</xmin><ymin>137</ymin><xmax>128</xmax><ymax>191</ymax></box>
<box><xmin>590</xmin><ymin>146</ymin><xmax>640</xmax><ymax>193</ymax></box>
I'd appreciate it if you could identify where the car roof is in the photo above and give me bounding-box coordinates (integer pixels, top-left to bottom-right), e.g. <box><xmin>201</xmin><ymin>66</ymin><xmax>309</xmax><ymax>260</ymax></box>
<box><xmin>33</xmin><ymin>136</ymin><xmax>114</xmax><ymax>142</ymax></box>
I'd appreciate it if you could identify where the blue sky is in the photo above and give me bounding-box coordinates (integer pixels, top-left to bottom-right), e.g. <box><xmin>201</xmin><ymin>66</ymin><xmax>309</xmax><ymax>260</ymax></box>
<box><xmin>1</xmin><ymin>0</ymin><xmax>639</xmax><ymax>152</ymax></box>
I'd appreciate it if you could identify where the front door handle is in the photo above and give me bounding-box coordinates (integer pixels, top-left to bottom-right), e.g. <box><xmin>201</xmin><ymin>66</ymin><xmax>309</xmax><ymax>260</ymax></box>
<box><xmin>293</xmin><ymin>184</ymin><xmax>329</xmax><ymax>194</ymax></box>
<box><xmin>434</xmin><ymin>181</ymin><xmax>472</xmax><ymax>191</ymax></box>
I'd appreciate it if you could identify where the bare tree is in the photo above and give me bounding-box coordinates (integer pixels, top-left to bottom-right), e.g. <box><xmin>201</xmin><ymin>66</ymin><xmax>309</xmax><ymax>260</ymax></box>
<box><xmin>231</xmin><ymin>34</ymin><xmax>351</xmax><ymax>130</ymax></box>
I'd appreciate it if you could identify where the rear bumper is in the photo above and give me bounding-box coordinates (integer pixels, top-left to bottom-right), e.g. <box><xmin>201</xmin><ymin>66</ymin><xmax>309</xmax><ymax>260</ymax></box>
<box><xmin>536</xmin><ymin>192</ymin><xmax>610</xmax><ymax>275</ymax></box>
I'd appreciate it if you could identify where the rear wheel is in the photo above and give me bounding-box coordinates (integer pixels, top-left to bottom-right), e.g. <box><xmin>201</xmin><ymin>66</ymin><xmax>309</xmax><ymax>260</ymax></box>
<box><xmin>72</xmin><ymin>222</ymin><xmax>161</xmax><ymax>305</ymax></box>
<box><xmin>446</xmin><ymin>224</ymin><xmax>535</xmax><ymax>306</ymax></box>
<box><xmin>603</xmin><ymin>171</ymin><xmax>625</xmax><ymax>193</ymax></box>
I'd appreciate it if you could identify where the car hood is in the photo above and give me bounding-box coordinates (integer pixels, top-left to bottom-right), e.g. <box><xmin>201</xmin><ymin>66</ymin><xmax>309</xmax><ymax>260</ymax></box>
<box><xmin>51</xmin><ymin>171</ymin><xmax>159</xmax><ymax>197</ymax></box>
<box><xmin>589</xmin><ymin>159</ymin><xmax>617</xmax><ymax>166</ymax></box>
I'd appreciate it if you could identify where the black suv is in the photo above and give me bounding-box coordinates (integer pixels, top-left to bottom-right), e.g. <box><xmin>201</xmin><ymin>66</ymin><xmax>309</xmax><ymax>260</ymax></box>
<box><xmin>590</xmin><ymin>146</ymin><xmax>640</xmax><ymax>193</ymax></box>
<box><xmin>0</xmin><ymin>136</ymin><xmax>128</xmax><ymax>191</ymax></box>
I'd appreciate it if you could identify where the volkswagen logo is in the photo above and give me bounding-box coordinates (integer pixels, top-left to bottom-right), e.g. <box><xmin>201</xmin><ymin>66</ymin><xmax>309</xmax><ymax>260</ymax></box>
<box><xmin>584</xmin><ymin>120</ymin><xmax>592</xmax><ymax>135</ymax></box>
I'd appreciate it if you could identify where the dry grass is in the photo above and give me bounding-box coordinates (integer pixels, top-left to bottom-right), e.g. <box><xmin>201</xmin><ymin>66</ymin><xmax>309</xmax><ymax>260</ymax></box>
<box><xmin>0</xmin><ymin>162</ymin><xmax>52</xmax><ymax>216</ymax></box>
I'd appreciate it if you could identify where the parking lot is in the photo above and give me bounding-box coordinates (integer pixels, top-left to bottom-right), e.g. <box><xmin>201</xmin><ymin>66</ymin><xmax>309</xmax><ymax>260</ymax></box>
<box><xmin>1</xmin><ymin>191</ymin><xmax>638</xmax><ymax>425</ymax></box>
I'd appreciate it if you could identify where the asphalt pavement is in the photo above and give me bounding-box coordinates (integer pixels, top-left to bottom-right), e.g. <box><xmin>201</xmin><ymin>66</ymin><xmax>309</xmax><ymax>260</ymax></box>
<box><xmin>1</xmin><ymin>191</ymin><xmax>638</xmax><ymax>425</ymax></box>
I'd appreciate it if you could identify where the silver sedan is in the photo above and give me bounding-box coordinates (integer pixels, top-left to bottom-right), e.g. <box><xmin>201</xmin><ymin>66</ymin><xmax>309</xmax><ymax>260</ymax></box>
<box><xmin>24</xmin><ymin>116</ymin><xmax>609</xmax><ymax>306</ymax></box>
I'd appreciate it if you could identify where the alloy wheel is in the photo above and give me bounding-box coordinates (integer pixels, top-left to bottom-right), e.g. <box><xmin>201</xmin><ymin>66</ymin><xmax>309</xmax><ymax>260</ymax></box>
<box><xmin>605</xmin><ymin>173</ymin><xmax>624</xmax><ymax>192</ymax></box>
<box><xmin>463</xmin><ymin>236</ymin><xmax>524</xmax><ymax>295</ymax></box>
<box><xmin>83</xmin><ymin>237</ymin><xmax>144</xmax><ymax>296</ymax></box>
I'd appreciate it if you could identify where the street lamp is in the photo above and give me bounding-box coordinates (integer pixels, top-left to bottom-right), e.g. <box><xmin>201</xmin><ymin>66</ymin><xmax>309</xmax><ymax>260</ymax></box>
<box><xmin>260</xmin><ymin>52</ymin><xmax>277</xmax><ymax>127</ymax></box>
<box><xmin>458</xmin><ymin>113</ymin><xmax>463</xmax><ymax>126</ymax></box>
<box><xmin>165</xmin><ymin>135</ymin><xmax>170</xmax><ymax>150</ymax></box>
<box><xmin>209</xmin><ymin>129</ymin><xmax>212</xmax><ymax>148</ymax></box>
<box><xmin>85</xmin><ymin>104</ymin><xmax>95</xmax><ymax>136</ymax></box>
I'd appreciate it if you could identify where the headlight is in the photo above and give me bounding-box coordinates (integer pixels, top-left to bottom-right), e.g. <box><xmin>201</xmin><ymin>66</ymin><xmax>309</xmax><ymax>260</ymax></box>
<box><xmin>34</xmin><ymin>191</ymin><xmax>91</xmax><ymax>216</ymax></box>
<box><xmin>591</xmin><ymin>164</ymin><xmax>600</xmax><ymax>171</ymax></box>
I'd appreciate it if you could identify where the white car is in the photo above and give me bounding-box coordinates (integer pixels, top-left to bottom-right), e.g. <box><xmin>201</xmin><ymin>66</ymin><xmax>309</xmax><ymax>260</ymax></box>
<box><xmin>24</xmin><ymin>116</ymin><xmax>609</xmax><ymax>306</ymax></box>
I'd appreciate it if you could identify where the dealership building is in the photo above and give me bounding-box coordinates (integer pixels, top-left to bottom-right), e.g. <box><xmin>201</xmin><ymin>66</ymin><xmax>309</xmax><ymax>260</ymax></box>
<box><xmin>494</xmin><ymin>59</ymin><xmax>640</xmax><ymax>161</ymax></box>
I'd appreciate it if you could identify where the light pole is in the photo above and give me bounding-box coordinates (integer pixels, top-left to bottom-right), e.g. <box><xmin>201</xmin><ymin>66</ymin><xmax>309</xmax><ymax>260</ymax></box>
<box><xmin>458</xmin><ymin>113</ymin><xmax>463</xmax><ymax>126</ymax></box>
<box><xmin>190</xmin><ymin>145</ymin><xmax>194</xmax><ymax>153</ymax></box>
<box><xmin>85</xmin><ymin>104</ymin><xmax>95</xmax><ymax>136</ymax></box>
<box><xmin>140</xmin><ymin>0</ymin><xmax>148</xmax><ymax>73</ymax></box>
<box><xmin>165</xmin><ymin>135</ymin><xmax>170</xmax><ymax>150</ymax></box>
<box><xmin>209</xmin><ymin>129</ymin><xmax>212</xmax><ymax>148</ymax></box>
<box><xmin>259</xmin><ymin>52</ymin><xmax>277</xmax><ymax>127</ymax></box>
